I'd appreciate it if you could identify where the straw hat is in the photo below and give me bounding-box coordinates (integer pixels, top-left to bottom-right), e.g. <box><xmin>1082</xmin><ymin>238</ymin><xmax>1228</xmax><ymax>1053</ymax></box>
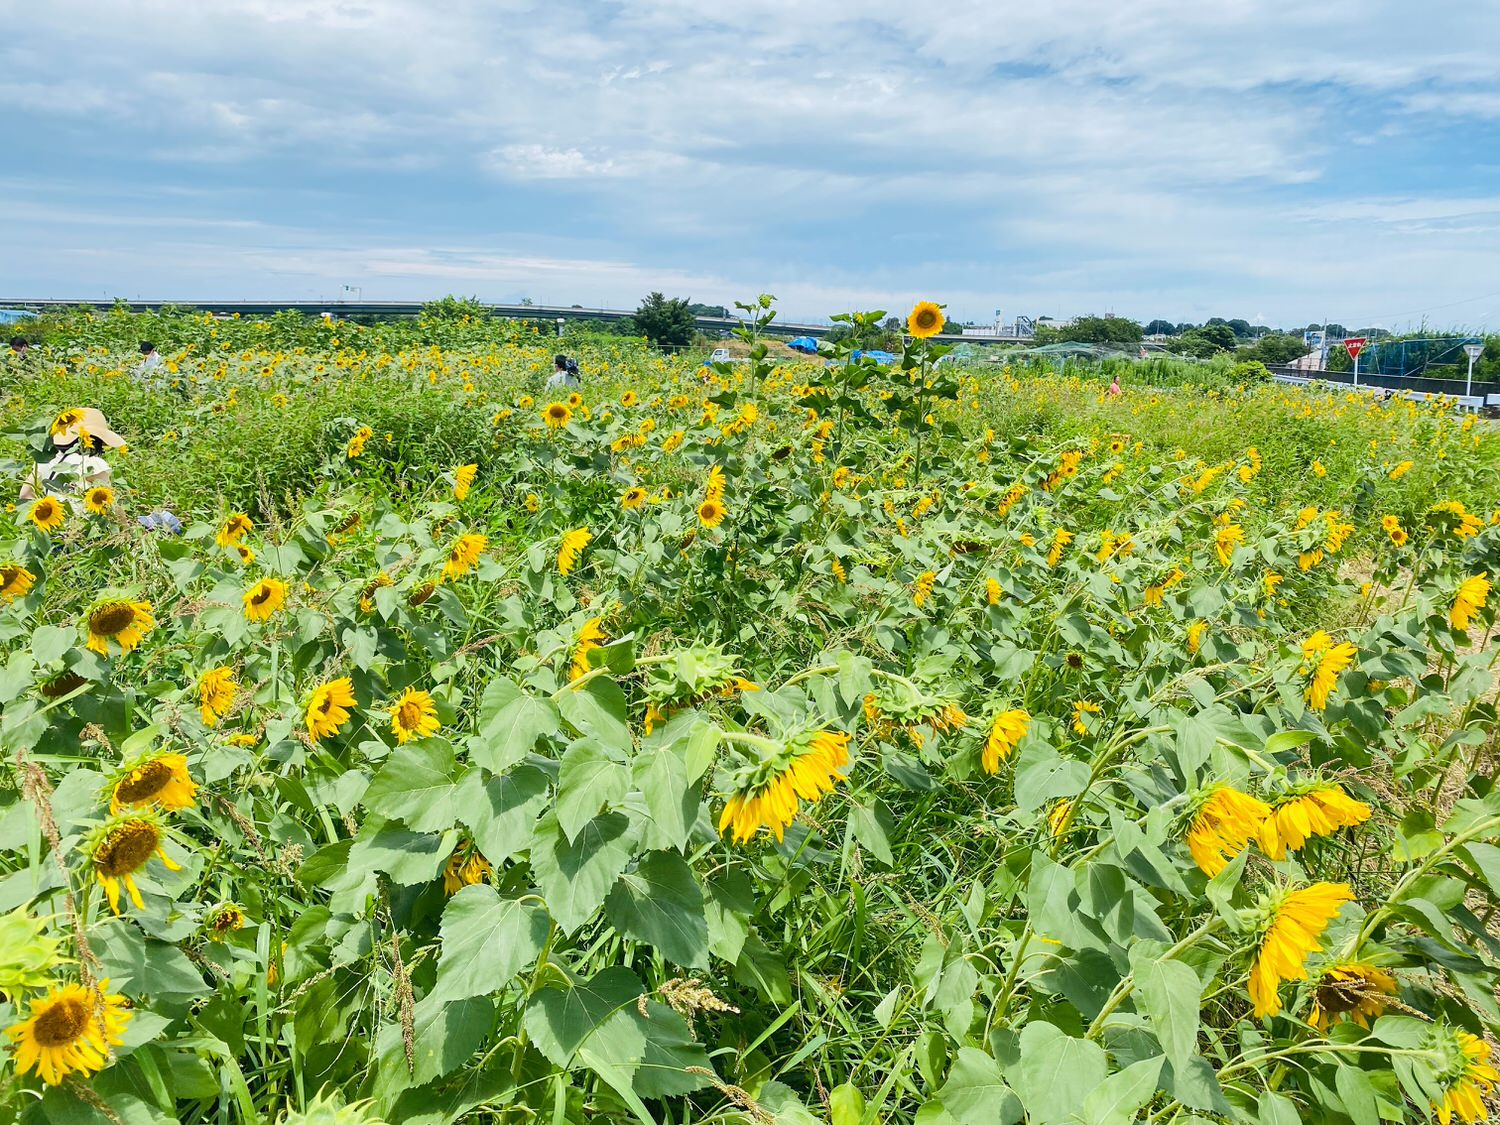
<box><xmin>52</xmin><ymin>408</ymin><xmax>126</xmax><ymax>449</ymax></box>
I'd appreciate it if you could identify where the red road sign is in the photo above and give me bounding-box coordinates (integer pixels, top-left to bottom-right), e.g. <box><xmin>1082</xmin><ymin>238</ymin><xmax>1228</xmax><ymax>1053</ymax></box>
<box><xmin>1344</xmin><ymin>337</ymin><xmax>1367</xmax><ymax>359</ymax></box>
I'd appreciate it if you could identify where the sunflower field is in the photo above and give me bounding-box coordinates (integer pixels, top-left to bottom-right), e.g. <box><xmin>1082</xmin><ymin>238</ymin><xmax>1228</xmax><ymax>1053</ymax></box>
<box><xmin>2</xmin><ymin>302</ymin><xmax>1500</xmax><ymax>1125</ymax></box>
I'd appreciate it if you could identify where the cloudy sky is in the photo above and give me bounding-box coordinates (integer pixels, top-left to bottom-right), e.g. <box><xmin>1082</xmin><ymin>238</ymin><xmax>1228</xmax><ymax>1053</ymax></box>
<box><xmin>4</xmin><ymin>0</ymin><xmax>1500</xmax><ymax>327</ymax></box>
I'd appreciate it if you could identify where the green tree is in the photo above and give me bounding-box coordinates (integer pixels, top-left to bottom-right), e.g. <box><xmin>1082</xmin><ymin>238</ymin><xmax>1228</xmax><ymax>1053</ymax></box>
<box><xmin>1143</xmin><ymin>319</ymin><xmax>1176</xmax><ymax>336</ymax></box>
<box><xmin>1034</xmin><ymin>315</ymin><xmax>1142</xmax><ymax>346</ymax></box>
<box><xmin>633</xmin><ymin>293</ymin><xmax>696</xmax><ymax>347</ymax></box>
<box><xmin>1245</xmin><ymin>333</ymin><xmax>1312</xmax><ymax>365</ymax></box>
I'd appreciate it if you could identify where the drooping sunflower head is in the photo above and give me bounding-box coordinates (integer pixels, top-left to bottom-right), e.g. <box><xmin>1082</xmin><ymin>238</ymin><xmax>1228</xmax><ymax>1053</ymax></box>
<box><xmin>442</xmin><ymin>532</ymin><xmax>488</xmax><ymax>582</ymax></box>
<box><xmin>620</xmin><ymin>391</ymin><xmax>639</xmax><ymax>407</ymax></box>
<box><xmin>0</xmin><ymin>562</ymin><xmax>37</xmax><ymax>603</ymax></box>
<box><xmin>88</xmin><ymin>812</ymin><xmax>180</xmax><ymax>914</ymax></box>
<box><xmin>557</xmin><ymin>528</ymin><xmax>592</xmax><ymax>575</ymax></box>
<box><xmin>215</xmin><ymin>512</ymin><xmax>253</xmax><ymax>548</ymax></box>
<box><xmin>197</xmin><ymin>665</ymin><xmax>237</xmax><ymax>726</ymax></box>
<box><xmin>359</xmin><ymin>572</ymin><xmax>393</xmax><ymax>613</ymax></box>
<box><xmin>84</xmin><ymin>599</ymin><xmax>155</xmax><ymax>656</ymax></box>
<box><xmin>243</xmin><ymin>577</ymin><xmax>288</xmax><ymax>623</ymax></box>
<box><xmin>1428</xmin><ymin>1027</ymin><xmax>1500</xmax><ymax>1125</ymax></box>
<box><xmin>28</xmin><ymin>496</ymin><xmax>65</xmax><ymax>534</ymax></box>
<box><xmin>907</xmin><ymin>301</ymin><xmax>945</xmax><ymax>339</ymax></box>
<box><xmin>1308</xmin><ymin>963</ymin><xmax>1397</xmax><ymax>1031</ymax></box>
<box><xmin>452</xmin><ymin>463</ymin><xmax>477</xmax><ymax>501</ymax></box>
<box><xmin>84</xmin><ymin>486</ymin><xmax>115</xmax><ymax>516</ymax></box>
<box><xmin>204</xmin><ymin>903</ymin><xmax>247</xmax><ymax>940</ymax></box>
<box><xmin>109</xmin><ymin>752</ymin><xmax>197</xmax><ymax>815</ymax></box>
<box><xmin>620</xmin><ymin>487</ymin><xmax>648</xmax><ymax>510</ymax></box>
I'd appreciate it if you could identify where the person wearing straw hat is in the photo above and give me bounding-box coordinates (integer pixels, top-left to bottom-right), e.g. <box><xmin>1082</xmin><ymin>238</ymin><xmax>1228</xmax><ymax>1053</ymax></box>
<box><xmin>19</xmin><ymin>408</ymin><xmax>127</xmax><ymax>502</ymax></box>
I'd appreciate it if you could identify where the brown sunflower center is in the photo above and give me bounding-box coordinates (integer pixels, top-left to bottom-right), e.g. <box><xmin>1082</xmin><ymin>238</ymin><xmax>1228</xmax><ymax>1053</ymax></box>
<box><xmin>249</xmin><ymin>585</ymin><xmax>273</xmax><ymax>607</ymax></box>
<box><xmin>41</xmin><ymin>671</ymin><xmax>87</xmax><ymax>699</ymax></box>
<box><xmin>210</xmin><ymin>907</ymin><xmax>244</xmax><ymax>933</ymax></box>
<box><xmin>35</xmin><ymin>500</ymin><xmax>58</xmax><ymax>520</ymax></box>
<box><xmin>114</xmin><ymin>761</ymin><xmax>172</xmax><ymax>805</ymax></box>
<box><xmin>1314</xmin><ymin>978</ymin><xmax>1368</xmax><ymax>1015</ymax></box>
<box><xmin>396</xmin><ymin>701</ymin><xmax>425</xmax><ymax>731</ymax></box>
<box><xmin>89</xmin><ymin>603</ymin><xmax>136</xmax><ymax>637</ymax></box>
<box><xmin>333</xmin><ymin>512</ymin><xmax>362</xmax><ymax>535</ymax></box>
<box><xmin>95</xmin><ymin>820</ymin><xmax>161</xmax><ymax>876</ymax></box>
<box><xmin>32</xmin><ymin>995</ymin><xmax>91</xmax><ymax>1047</ymax></box>
<box><xmin>914</xmin><ymin>309</ymin><xmax>938</xmax><ymax>329</ymax></box>
<box><xmin>409</xmin><ymin>582</ymin><xmax>436</xmax><ymax>606</ymax></box>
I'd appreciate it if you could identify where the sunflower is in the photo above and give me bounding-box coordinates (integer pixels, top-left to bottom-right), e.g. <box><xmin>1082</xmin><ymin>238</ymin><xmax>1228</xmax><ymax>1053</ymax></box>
<box><xmin>84</xmin><ymin>486</ymin><xmax>115</xmax><ymax>516</ymax></box>
<box><xmin>912</xmin><ymin>570</ymin><xmax>936</xmax><ymax>607</ymax></box>
<box><xmin>243</xmin><ymin>577</ymin><xmax>288</xmax><ymax>623</ymax></box>
<box><xmin>718</xmin><ymin>730</ymin><xmax>851</xmax><ymax>844</ymax></box>
<box><xmin>5</xmin><ymin>980</ymin><xmax>131</xmax><ymax>1086</ymax></box>
<box><xmin>571</xmin><ymin>618</ymin><xmax>606</xmax><ymax>681</ymax></box>
<box><xmin>89</xmin><ymin>814</ymin><xmax>181</xmax><ymax>915</ymax></box>
<box><xmin>305</xmin><ymin>677</ymin><xmax>357</xmax><ymax>741</ymax></box>
<box><xmin>198</xmin><ymin>666</ymin><xmax>237</xmax><ymax>726</ymax></box>
<box><xmin>1432</xmin><ymin>1029</ymin><xmax>1500</xmax><ymax>1125</ymax></box>
<box><xmin>542</xmin><ymin>402</ymin><xmax>572</xmax><ymax>428</ymax></box>
<box><xmin>1187</xmin><ymin>620</ymin><xmax>1208</xmax><ymax>655</ymax></box>
<box><xmin>697</xmin><ymin>499</ymin><xmax>726</xmax><ymax>529</ymax></box>
<box><xmin>232</xmin><ymin>543</ymin><xmax>255</xmax><ymax>566</ymax></box>
<box><xmin>1450</xmin><ymin>574</ymin><xmax>1491</xmax><ymax>633</ymax></box>
<box><xmin>452</xmin><ymin>463</ymin><xmax>477</xmax><ymax>501</ymax></box>
<box><xmin>443</xmin><ymin>845</ymin><xmax>492</xmax><ymax>895</ymax></box>
<box><xmin>1307</xmin><ymin>963</ymin><xmax>1397</xmax><ymax>1031</ymax></box>
<box><xmin>831</xmin><ymin>557</ymin><xmax>848</xmax><ymax>584</ymax></box>
<box><xmin>0</xmin><ymin>562</ymin><xmax>36</xmax><ymax>603</ymax></box>
<box><xmin>39</xmin><ymin>670</ymin><xmax>87</xmax><ymax>700</ymax></box>
<box><xmin>1214</xmin><ymin>521</ymin><xmax>1244</xmax><ymax>567</ymax></box>
<box><xmin>325</xmin><ymin>511</ymin><xmax>363</xmax><ymax>546</ymax></box>
<box><xmin>390</xmin><ymin>687</ymin><xmax>441</xmax><ymax>744</ymax></box>
<box><xmin>1185</xmin><ymin>784</ymin><xmax>1271</xmax><ymax>876</ymax></box>
<box><xmin>204</xmin><ymin>903</ymin><xmax>246</xmax><ymax>941</ymax></box>
<box><xmin>215</xmin><ymin>512</ymin><xmax>252</xmax><ymax>548</ymax></box>
<box><xmin>620</xmin><ymin>390</ymin><xmax>639</xmax><ymax>407</ymax></box>
<box><xmin>907</xmin><ymin>301</ymin><xmax>945</xmax><ymax>339</ymax></box>
<box><xmin>620</xmin><ymin>487</ymin><xmax>648</xmax><ymax>510</ymax></box>
<box><xmin>84</xmin><ymin>599</ymin><xmax>155</xmax><ymax>656</ymax></box>
<box><xmin>1300</xmin><ymin>631</ymin><xmax>1357</xmax><ymax>712</ymax></box>
<box><xmin>1257</xmin><ymin>784</ymin><xmax>1371</xmax><ymax>860</ymax></box>
<box><xmin>558</xmin><ymin>528</ymin><xmax>592</xmax><ymax>575</ymax></box>
<box><xmin>1248</xmin><ymin>882</ymin><xmax>1354</xmax><ymax>1017</ymax></box>
<box><xmin>50</xmin><ymin>408</ymin><xmax>85</xmax><ymax>441</ymax></box>
<box><xmin>1389</xmin><ymin>460</ymin><xmax>1414</xmax><ymax>480</ymax></box>
<box><xmin>1070</xmin><ymin>699</ymin><xmax>1101</xmax><ymax>737</ymax></box>
<box><xmin>28</xmin><ymin>496</ymin><xmax>65</xmax><ymax>535</ymax></box>
<box><xmin>356</xmin><ymin>572</ymin><xmax>392</xmax><ymax>614</ymax></box>
<box><xmin>442</xmin><ymin>532</ymin><xmax>488</xmax><ymax>582</ymax></box>
<box><xmin>110</xmin><ymin>753</ymin><xmax>197</xmax><ymax>815</ymax></box>
<box><xmin>346</xmin><ymin>426</ymin><xmax>373</xmax><ymax>458</ymax></box>
<box><xmin>982</xmin><ymin>709</ymin><xmax>1030</xmax><ymax>773</ymax></box>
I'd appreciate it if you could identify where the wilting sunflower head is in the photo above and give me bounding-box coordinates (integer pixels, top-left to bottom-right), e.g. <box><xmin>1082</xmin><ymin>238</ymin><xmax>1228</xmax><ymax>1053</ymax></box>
<box><xmin>109</xmin><ymin>752</ymin><xmax>197</xmax><ymax>815</ymax></box>
<box><xmin>204</xmin><ymin>903</ymin><xmax>247</xmax><ymax>940</ymax></box>
<box><xmin>87</xmin><ymin>812</ymin><xmax>181</xmax><ymax>915</ymax></box>
<box><xmin>84</xmin><ymin>598</ymin><xmax>155</xmax><ymax>657</ymax></box>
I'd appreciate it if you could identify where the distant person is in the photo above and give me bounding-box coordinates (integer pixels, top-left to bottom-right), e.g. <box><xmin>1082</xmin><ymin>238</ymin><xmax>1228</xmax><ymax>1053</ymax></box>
<box><xmin>1107</xmin><ymin>374</ymin><xmax>1122</xmax><ymax>398</ymax></box>
<box><xmin>545</xmin><ymin>354</ymin><xmax>580</xmax><ymax>391</ymax></box>
<box><xmin>139</xmin><ymin>341</ymin><xmax>162</xmax><ymax>370</ymax></box>
<box><xmin>9</xmin><ymin>335</ymin><xmax>28</xmax><ymax>356</ymax></box>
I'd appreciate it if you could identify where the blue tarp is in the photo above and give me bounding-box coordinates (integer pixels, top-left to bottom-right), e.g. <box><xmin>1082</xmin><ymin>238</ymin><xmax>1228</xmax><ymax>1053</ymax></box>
<box><xmin>852</xmin><ymin>349</ymin><xmax>896</xmax><ymax>365</ymax></box>
<box><xmin>786</xmin><ymin>336</ymin><xmax>819</xmax><ymax>355</ymax></box>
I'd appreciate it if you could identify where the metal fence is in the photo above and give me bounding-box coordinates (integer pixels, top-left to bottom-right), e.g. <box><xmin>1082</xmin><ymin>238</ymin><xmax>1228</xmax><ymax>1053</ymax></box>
<box><xmin>1268</xmin><ymin>365</ymin><xmax>1499</xmax><ymax>401</ymax></box>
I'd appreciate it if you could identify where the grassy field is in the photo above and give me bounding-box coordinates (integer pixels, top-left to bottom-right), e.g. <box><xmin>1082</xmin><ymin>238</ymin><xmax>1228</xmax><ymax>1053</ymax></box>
<box><xmin>1</xmin><ymin>305</ymin><xmax>1498</xmax><ymax>1125</ymax></box>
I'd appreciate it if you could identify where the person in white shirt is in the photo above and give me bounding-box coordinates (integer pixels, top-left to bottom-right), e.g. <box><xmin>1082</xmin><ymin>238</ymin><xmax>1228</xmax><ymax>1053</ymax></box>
<box><xmin>545</xmin><ymin>354</ymin><xmax>581</xmax><ymax>391</ymax></box>
<box><xmin>19</xmin><ymin>407</ymin><xmax>126</xmax><ymax>502</ymax></box>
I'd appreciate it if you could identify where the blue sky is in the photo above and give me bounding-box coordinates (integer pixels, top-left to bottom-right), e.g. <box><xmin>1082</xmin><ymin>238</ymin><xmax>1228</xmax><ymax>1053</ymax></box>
<box><xmin>4</xmin><ymin>0</ymin><xmax>1500</xmax><ymax>328</ymax></box>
